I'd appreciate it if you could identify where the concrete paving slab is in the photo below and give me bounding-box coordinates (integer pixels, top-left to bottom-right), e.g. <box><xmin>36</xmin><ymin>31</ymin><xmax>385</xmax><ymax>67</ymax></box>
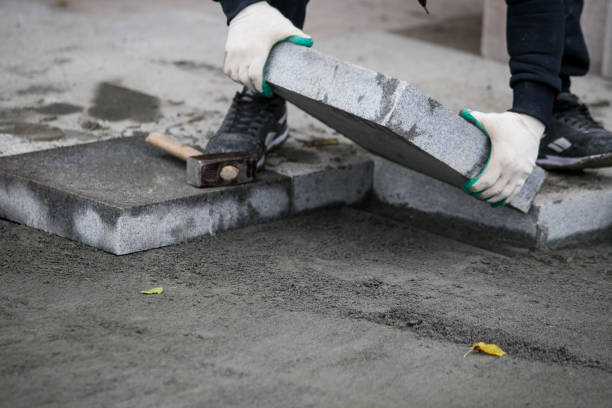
<box><xmin>1</xmin><ymin>132</ymin><xmax>606</xmax><ymax>253</ymax></box>
<box><xmin>265</xmin><ymin>42</ymin><xmax>546</xmax><ymax>213</ymax></box>
<box><xmin>267</xmin><ymin>141</ymin><xmax>373</xmax><ymax>213</ymax></box>
<box><xmin>0</xmin><ymin>135</ymin><xmax>371</xmax><ymax>254</ymax></box>
<box><xmin>371</xmin><ymin>158</ymin><xmax>612</xmax><ymax>248</ymax></box>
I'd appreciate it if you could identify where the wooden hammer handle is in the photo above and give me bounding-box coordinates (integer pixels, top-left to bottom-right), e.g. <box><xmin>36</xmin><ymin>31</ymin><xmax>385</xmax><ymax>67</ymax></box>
<box><xmin>146</xmin><ymin>132</ymin><xmax>203</xmax><ymax>161</ymax></box>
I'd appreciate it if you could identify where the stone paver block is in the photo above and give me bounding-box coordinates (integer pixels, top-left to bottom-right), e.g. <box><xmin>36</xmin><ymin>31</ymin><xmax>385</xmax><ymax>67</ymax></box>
<box><xmin>291</xmin><ymin>163</ymin><xmax>372</xmax><ymax>213</ymax></box>
<box><xmin>0</xmin><ymin>135</ymin><xmax>607</xmax><ymax>253</ymax></box>
<box><xmin>265</xmin><ymin>42</ymin><xmax>546</xmax><ymax>213</ymax></box>
<box><xmin>372</xmin><ymin>158</ymin><xmax>612</xmax><ymax>248</ymax></box>
<box><xmin>0</xmin><ymin>135</ymin><xmax>371</xmax><ymax>254</ymax></box>
<box><xmin>267</xmin><ymin>142</ymin><xmax>373</xmax><ymax>214</ymax></box>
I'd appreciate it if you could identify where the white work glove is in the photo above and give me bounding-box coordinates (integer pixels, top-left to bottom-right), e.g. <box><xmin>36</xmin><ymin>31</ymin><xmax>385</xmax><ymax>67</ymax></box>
<box><xmin>223</xmin><ymin>1</ymin><xmax>312</xmax><ymax>97</ymax></box>
<box><xmin>460</xmin><ymin>109</ymin><xmax>545</xmax><ymax>206</ymax></box>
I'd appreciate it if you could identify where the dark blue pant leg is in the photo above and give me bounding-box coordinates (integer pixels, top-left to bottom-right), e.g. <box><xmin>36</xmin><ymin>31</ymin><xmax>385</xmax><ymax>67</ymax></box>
<box><xmin>216</xmin><ymin>0</ymin><xmax>309</xmax><ymax>27</ymax></box>
<box><xmin>560</xmin><ymin>0</ymin><xmax>590</xmax><ymax>91</ymax></box>
<box><xmin>506</xmin><ymin>0</ymin><xmax>565</xmax><ymax>126</ymax></box>
<box><xmin>268</xmin><ymin>0</ymin><xmax>309</xmax><ymax>29</ymax></box>
<box><xmin>505</xmin><ymin>0</ymin><xmax>590</xmax><ymax>126</ymax></box>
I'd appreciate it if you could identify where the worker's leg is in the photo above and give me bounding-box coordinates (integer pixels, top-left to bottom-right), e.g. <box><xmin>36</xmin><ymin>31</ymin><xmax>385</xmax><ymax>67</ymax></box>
<box><xmin>505</xmin><ymin>0</ymin><xmax>565</xmax><ymax>127</ymax></box>
<box><xmin>268</xmin><ymin>0</ymin><xmax>309</xmax><ymax>29</ymax></box>
<box><xmin>207</xmin><ymin>0</ymin><xmax>311</xmax><ymax>167</ymax></box>
<box><xmin>537</xmin><ymin>0</ymin><xmax>612</xmax><ymax>169</ymax></box>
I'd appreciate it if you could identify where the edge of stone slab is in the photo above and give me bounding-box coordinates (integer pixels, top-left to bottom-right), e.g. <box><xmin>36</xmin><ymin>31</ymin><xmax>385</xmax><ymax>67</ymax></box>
<box><xmin>1</xmin><ymin>132</ymin><xmax>603</xmax><ymax>254</ymax></box>
<box><xmin>370</xmin><ymin>158</ymin><xmax>612</xmax><ymax>249</ymax></box>
<box><xmin>367</xmin><ymin>201</ymin><xmax>538</xmax><ymax>253</ymax></box>
<box><xmin>371</xmin><ymin>159</ymin><xmax>539</xmax><ymax>246</ymax></box>
<box><xmin>0</xmin><ymin>172</ymin><xmax>123</xmax><ymax>253</ymax></box>
<box><xmin>289</xmin><ymin>161</ymin><xmax>374</xmax><ymax>214</ymax></box>
<box><xmin>265</xmin><ymin>42</ymin><xmax>545</xmax><ymax>213</ymax></box>
<box><xmin>0</xmin><ymin>169</ymin><xmax>294</xmax><ymax>255</ymax></box>
<box><xmin>367</xmin><ymin>198</ymin><xmax>612</xmax><ymax>252</ymax></box>
<box><xmin>535</xmin><ymin>186</ymin><xmax>612</xmax><ymax>246</ymax></box>
<box><xmin>112</xmin><ymin>175</ymin><xmax>293</xmax><ymax>254</ymax></box>
<box><xmin>0</xmin><ymin>136</ymin><xmax>375</xmax><ymax>255</ymax></box>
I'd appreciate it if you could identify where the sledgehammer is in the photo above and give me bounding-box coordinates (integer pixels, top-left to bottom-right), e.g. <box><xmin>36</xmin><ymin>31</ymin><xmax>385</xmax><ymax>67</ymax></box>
<box><xmin>146</xmin><ymin>133</ymin><xmax>256</xmax><ymax>187</ymax></box>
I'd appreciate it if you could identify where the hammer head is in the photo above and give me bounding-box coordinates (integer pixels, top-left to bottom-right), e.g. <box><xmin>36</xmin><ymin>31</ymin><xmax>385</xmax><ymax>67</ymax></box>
<box><xmin>186</xmin><ymin>152</ymin><xmax>256</xmax><ymax>187</ymax></box>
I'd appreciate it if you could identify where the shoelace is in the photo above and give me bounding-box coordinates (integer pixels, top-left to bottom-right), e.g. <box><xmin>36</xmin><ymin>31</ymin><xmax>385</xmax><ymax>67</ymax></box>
<box><xmin>221</xmin><ymin>92</ymin><xmax>273</xmax><ymax>135</ymax></box>
<box><xmin>553</xmin><ymin>101</ymin><xmax>603</xmax><ymax>132</ymax></box>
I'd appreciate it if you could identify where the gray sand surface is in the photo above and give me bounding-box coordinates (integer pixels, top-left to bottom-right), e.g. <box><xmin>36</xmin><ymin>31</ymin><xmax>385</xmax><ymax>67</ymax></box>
<box><xmin>1</xmin><ymin>208</ymin><xmax>610</xmax><ymax>407</ymax></box>
<box><xmin>1</xmin><ymin>1</ymin><xmax>611</xmax><ymax>406</ymax></box>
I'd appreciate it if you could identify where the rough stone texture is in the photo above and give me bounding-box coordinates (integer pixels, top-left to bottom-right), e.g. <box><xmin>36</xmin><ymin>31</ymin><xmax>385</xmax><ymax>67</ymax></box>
<box><xmin>267</xmin><ymin>143</ymin><xmax>373</xmax><ymax>213</ymax></box>
<box><xmin>371</xmin><ymin>159</ymin><xmax>612</xmax><ymax>248</ymax></box>
<box><xmin>289</xmin><ymin>163</ymin><xmax>372</xmax><ymax>213</ymax></box>
<box><xmin>265</xmin><ymin>42</ymin><xmax>546</xmax><ymax>213</ymax></box>
<box><xmin>535</xmin><ymin>170</ymin><xmax>612</xmax><ymax>244</ymax></box>
<box><xmin>0</xmin><ymin>135</ymin><xmax>371</xmax><ymax>254</ymax></box>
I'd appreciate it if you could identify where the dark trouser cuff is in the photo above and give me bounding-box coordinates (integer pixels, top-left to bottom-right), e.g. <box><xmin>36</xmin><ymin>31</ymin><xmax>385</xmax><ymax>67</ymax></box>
<box><xmin>509</xmin><ymin>80</ymin><xmax>557</xmax><ymax>128</ymax></box>
<box><xmin>560</xmin><ymin>75</ymin><xmax>572</xmax><ymax>93</ymax></box>
<box><xmin>217</xmin><ymin>0</ymin><xmax>262</xmax><ymax>24</ymax></box>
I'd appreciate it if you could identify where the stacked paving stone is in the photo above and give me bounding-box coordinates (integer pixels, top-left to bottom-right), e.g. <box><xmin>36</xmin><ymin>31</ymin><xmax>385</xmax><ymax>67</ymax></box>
<box><xmin>0</xmin><ymin>134</ymin><xmax>609</xmax><ymax>254</ymax></box>
<box><xmin>1</xmin><ymin>45</ymin><xmax>609</xmax><ymax>254</ymax></box>
<box><xmin>0</xmin><ymin>135</ymin><xmax>371</xmax><ymax>255</ymax></box>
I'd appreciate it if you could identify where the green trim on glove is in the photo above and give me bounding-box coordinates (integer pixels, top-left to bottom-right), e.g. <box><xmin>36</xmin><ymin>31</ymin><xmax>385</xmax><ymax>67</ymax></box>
<box><xmin>460</xmin><ymin>109</ymin><xmax>490</xmax><ymax>195</ymax></box>
<box><xmin>261</xmin><ymin>36</ymin><xmax>314</xmax><ymax>98</ymax></box>
<box><xmin>491</xmin><ymin>198</ymin><xmax>507</xmax><ymax>208</ymax></box>
<box><xmin>284</xmin><ymin>35</ymin><xmax>314</xmax><ymax>47</ymax></box>
<box><xmin>459</xmin><ymin>108</ymin><xmax>506</xmax><ymax>209</ymax></box>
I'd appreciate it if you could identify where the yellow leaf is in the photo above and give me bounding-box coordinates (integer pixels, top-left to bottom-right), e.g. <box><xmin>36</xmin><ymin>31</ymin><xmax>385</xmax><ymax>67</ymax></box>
<box><xmin>140</xmin><ymin>286</ymin><xmax>163</xmax><ymax>295</ymax></box>
<box><xmin>464</xmin><ymin>342</ymin><xmax>506</xmax><ymax>358</ymax></box>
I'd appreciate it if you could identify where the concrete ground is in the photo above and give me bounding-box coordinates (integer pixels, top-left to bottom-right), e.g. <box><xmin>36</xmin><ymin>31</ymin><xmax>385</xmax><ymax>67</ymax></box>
<box><xmin>1</xmin><ymin>0</ymin><xmax>611</xmax><ymax>407</ymax></box>
<box><xmin>1</xmin><ymin>209</ymin><xmax>611</xmax><ymax>407</ymax></box>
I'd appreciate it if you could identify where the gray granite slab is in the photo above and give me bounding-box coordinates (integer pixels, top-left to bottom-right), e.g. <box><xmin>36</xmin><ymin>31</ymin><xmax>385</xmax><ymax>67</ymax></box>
<box><xmin>0</xmin><ymin>135</ymin><xmax>370</xmax><ymax>254</ymax></box>
<box><xmin>0</xmin><ymin>134</ymin><xmax>607</xmax><ymax>253</ymax></box>
<box><xmin>371</xmin><ymin>158</ymin><xmax>612</xmax><ymax>248</ymax></box>
<box><xmin>265</xmin><ymin>42</ymin><xmax>546</xmax><ymax>213</ymax></box>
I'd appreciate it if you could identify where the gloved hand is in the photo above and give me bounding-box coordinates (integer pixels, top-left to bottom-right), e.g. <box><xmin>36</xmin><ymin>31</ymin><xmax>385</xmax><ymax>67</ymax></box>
<box><xmin>460</xmin><ymin>109</ymin><xmax>545</xmax><ymax>206</ymax></box>
<box><xmin>223</xmin><ymin>1</ymin><xmax>312</xmax><ymax>97</ymax></box>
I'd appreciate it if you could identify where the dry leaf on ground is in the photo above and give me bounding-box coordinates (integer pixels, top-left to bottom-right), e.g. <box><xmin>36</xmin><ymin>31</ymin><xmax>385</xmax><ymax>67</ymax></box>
<box><xmin>464</xmin><ymin>342</ymin><xmax>506</xmax><ymax>358</ymax></box>
<box><xmin>140</xmin><ymin>286</ymin><xmax>163</xmax><ymax>295</ymax></box>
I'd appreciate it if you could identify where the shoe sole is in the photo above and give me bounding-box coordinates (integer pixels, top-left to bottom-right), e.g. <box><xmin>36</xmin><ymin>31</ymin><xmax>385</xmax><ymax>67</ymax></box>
<box><xmin>537</xmin><ymin>151</ymin><xmax>612</xmax><ymax>170</ymax></box>
<box><xmin>257</xmin><ymin>128</ymin><xmax>289</xmax><ymax>169</ymax></box>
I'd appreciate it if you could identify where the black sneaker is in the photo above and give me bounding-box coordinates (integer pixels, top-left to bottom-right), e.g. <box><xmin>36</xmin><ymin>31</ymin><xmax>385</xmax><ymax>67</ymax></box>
<box><xmin>537</xmin><ymin>92</ymin><xmax>612</xmax><ymax>170</ymax></box>
<box><xmin>205</xmin><ymin>88</ymin><xmax>289</xmax><ymax>168</ymax></box>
